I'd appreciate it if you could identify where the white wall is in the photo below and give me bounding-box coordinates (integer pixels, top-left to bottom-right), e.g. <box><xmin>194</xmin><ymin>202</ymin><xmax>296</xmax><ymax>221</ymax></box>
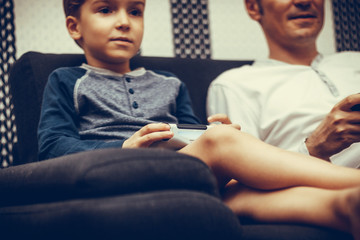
<box><xmin>14</xmin><ymin>0</ymin><xmax>174</xmax><ymax>57</ymax></box>
<box><xmin>14</xmin><ymin>0</ymin><xmax>336</xmax><ymax>60</ymax></box>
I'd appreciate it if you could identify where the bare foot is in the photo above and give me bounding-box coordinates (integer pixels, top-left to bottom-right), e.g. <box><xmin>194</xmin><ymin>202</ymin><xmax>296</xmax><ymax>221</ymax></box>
<box><xmin>336</xmin><ymin>187</ymin><xmax>360</xmax><ymax>240</ymax></box>
<box><xmin>346</xmin><ymin>187</ymin><xmax>360</xmax><ymax>240</ymax></box>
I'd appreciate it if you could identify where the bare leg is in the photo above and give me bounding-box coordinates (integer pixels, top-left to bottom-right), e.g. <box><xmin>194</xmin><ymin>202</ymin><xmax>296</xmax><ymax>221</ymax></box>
<box><xmin>222</xmin><ymin>182</ymin><xmax>360</xmax><ymax>240</ymax></box>
<box><xmin>179</xmin><ymin>125</ymin><xmax>360</xmax><ymax>190</ymax></box>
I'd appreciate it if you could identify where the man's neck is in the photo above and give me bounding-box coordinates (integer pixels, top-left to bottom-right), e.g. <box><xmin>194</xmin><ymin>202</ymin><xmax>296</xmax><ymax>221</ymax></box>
<box><xmin>268</xmin><ymin>41</ymin><xmax>319</xmax><ymax>66</ymax></box>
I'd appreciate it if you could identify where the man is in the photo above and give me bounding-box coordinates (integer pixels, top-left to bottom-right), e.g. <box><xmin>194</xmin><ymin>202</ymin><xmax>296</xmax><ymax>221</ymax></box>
<box><xmin>207</xmin><ymin>0</ymin><xmax>360</xmax><ymax>168</ymax></box>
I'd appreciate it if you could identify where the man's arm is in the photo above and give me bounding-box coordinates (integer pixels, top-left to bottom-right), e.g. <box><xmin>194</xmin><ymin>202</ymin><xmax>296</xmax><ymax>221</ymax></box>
<box><xmin>305</xmin><ymin>94</ymin><xmax>360</xmax><ymax>160</ymax></box>
<box><xmin>207</xmin><ymin>80</ymin><xmax>261</xmax><ymax>138</ymax></box>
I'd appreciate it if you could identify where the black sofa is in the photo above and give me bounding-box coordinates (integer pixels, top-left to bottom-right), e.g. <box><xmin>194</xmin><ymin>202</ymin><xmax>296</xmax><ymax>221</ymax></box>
<box><xmin>1</xmin><ymin>51</ymin><xmax>352</xmax><ymax>239</ymax></box>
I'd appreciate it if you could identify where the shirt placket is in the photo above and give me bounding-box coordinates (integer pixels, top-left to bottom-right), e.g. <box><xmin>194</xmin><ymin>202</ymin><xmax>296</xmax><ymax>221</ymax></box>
<box><xmin>311</xmin><ymin>55</ymin><xmax>339</xmax><ymax>97</ymax></box>
<box><xmin>124</xmin><ymin>76</ymin><xmax>139</xmax><ymax>113</ymax></box>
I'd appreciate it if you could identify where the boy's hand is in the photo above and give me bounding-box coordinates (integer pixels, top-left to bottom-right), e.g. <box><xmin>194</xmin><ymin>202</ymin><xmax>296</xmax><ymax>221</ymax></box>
<box><xmin>123</xmin><ymin>123</ymin><xmax>174</xmax><ymax>148</ymax></box>
<box><xmin>208</xmin><ymin>114</ymin><xmax>241</xmax><ymax>130</ymax></box>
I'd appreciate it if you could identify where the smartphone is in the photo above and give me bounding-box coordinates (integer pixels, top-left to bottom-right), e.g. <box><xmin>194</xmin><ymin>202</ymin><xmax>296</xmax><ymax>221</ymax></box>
<box><xmin>351</xmin><ymin>104</ymin><xmax>360</xmax><ymax>111</ymax></box>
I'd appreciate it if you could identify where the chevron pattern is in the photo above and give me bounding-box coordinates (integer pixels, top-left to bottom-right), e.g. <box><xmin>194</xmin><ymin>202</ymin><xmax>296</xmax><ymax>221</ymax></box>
<box><xmin>170</xmin><ymin>0</ymin><xmax>211</xmax><ymax>59</ymax></box>
<box><xmin>332</xmin><ymin>0</ymin><xmax>360</xmax><ymax>51</ymax></box>
<box><xmin>0</xmin><ymin>0</ymin><xmax>17</xmax><ymax>168</ymax></box>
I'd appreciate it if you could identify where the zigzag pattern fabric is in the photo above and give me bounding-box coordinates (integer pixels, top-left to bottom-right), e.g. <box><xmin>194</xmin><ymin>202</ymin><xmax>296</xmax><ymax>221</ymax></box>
<box><xmin>0</xmin><ymin>0</ymin><xmax>17</xmax><ymax>168</ymax></box>
<box><xmin>170</xmin><ymin>0</ymin><xmax>211</xmax><ymax>59</ymax></box>
<box><xmin>332</xmin><ymin>0</ymin><xmax>360</xmax><ymax>51</ymax></box>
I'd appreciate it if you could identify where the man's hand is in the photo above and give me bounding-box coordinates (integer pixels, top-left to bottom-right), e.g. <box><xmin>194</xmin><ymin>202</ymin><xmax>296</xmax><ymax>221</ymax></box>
<box><xmin>306</xmin><ymin>94</ymin><xmax>360</xmax><ymax>160</ymax></box>
<box><xmin>208</xmin><ymin>113</ymin><xmax>241</xmax><ymax>130</ymax></box>
<box><xmin>123</xmin><ymin>123</ymin><xmax>174</xmax><ymax>148</ymax></box>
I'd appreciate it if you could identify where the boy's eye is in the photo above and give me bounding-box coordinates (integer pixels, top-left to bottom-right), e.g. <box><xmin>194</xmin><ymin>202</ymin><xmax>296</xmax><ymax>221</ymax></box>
<box><xmin>98</xmin><ymin>7</ymin><xmax>112</xmax><ymax>14</ymax></box>
<box><xmin>129</xmin><ymin>8</ymin><xmax>143</xmax><ymax>17</ymax></box>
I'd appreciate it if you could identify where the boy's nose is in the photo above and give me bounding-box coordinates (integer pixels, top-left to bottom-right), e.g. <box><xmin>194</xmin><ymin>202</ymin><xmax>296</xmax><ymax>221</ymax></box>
<box><xmin>115</xmin><ymin>11</ymin><xmax>130</xmax><ymax>30</ymax></box>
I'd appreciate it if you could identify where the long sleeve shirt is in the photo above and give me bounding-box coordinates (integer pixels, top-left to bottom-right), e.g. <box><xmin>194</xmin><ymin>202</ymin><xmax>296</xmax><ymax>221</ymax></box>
<box><xmin>38</xmin><ymin>64</ymin><xmax>199</xmax><ymax>160</ymax></box>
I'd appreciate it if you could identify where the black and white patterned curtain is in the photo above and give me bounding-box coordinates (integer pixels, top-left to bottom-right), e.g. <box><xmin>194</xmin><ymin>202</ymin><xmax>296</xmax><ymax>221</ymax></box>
<box><xmin>170</xmin><ymin>0</ymin><xmax>211</xmax><ymax>59</ymax></box>
<box><xmin>332</xmin><ymin>0</ymin><xmax>360</xmax><ymax>51</ymax></box>
<box><xmin>0</xmin><ymin>0</ymin><xmax>17</xmax><ymax>168</ymax></box>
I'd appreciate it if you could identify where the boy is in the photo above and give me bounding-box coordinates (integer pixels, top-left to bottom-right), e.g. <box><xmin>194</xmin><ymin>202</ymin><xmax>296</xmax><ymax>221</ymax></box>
<box><xmin>38</xmin><ymin>0</ymin><xmax>360</xmax><ymax>238</ymax></box>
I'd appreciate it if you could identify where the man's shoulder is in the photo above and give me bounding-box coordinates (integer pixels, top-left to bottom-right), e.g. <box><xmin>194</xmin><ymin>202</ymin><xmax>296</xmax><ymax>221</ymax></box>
<box><xmin>329</xmin><ymin>51</ymin><xmax>360</xmax><ymax>57</ymax></box>
<box><xmin>212</xmin><ymin>59</ymin><xmax>288</xmax><ymax>86</ymax></box>
<box><xmin>324</xmin><ymin>51</ymin><xmax>360</xmax><ymax>62</ymax></box>
<box><xmin>213</xmin><ymin>64</ymin><xmax>255</xmax><ymax>83</ymax></box>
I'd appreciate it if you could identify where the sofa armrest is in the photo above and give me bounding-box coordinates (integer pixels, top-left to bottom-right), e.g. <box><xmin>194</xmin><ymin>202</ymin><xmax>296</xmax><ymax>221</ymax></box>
<box><xmin>1</xmin><ymin>191</ymin><xmax>243</xmax><ymax>240</ymax></box>
<box><xmin>0</xmin><ymin>148</ymin><xmax>219</xmax><ymax>207</ymax></box>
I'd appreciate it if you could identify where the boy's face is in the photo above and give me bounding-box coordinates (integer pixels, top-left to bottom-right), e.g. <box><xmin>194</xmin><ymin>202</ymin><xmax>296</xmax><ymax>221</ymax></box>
<box><xmin>249</xmin><ymin>0</ymin><xmax>324</xmax><ymax>47</ymax></box>
<box><xmin>68</xmin><ymin>0</ymin><xmax>145</xmax><ymax>71</ymax></box>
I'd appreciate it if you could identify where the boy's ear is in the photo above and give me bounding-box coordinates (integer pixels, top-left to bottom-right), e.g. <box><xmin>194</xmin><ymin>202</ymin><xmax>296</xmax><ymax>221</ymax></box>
<box><xmin>66</xmin><ymin>16</ymin><xmax>82</xmax><ymax>41</ymax></box>
<box><xmin>245</xmin><ymin>0</ymin><xmax>262</xmax><ymax>22</ymax></box>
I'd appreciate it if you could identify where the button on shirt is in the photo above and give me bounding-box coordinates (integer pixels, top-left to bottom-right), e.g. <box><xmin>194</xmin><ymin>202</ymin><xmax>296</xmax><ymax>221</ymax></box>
<box><xmin>74</xmin><ymin>64</ymin><xmax>185</xmax><ymax>140</ymax></box>
<box><xmin>207</xmin><ymin>52</ymin><xmax>360</xmax><ymax>168</ymax></box>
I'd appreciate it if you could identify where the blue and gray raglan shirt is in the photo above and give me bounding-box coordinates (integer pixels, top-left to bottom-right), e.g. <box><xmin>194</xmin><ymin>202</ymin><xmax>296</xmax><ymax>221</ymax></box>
<box><xmin>38</xmin><ymin>64</ymin><xmax>200</xmax><ymax>160</ymax></box>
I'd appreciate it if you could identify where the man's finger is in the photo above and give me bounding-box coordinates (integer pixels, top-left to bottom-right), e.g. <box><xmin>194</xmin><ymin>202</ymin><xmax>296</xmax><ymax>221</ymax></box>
<box><xmin>208</xmin><ymin>113</ymin><xmax>232</xmax><ymax>124</ymax></box>
<box><xmin>338</xmin><ymin>94</ymin><xmax>360</xmax><ymax>111</ymax></box>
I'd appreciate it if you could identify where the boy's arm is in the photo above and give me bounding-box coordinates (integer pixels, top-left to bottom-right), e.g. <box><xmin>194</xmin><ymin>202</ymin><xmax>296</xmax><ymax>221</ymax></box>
<box><xmin>38</xmin><ymin>70</ymin><xmax>125</xmax><ymax>160</ymax></box>
<box><xmin>175</xmin><ymin>82</ymin><xmax>201</xmax><ymax>124</ymax></box>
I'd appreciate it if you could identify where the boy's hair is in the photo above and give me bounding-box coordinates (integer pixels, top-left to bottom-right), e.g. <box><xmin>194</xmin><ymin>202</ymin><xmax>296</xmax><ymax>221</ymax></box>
<box><xmin>63</xmin><ymin>0</ymin><xmax>86</xmax><ymax>48</ymax></box>
<box><xmin>63</xmin><ymin>0</ymin><xmax>86</xmax><ymax>18</ymax></box>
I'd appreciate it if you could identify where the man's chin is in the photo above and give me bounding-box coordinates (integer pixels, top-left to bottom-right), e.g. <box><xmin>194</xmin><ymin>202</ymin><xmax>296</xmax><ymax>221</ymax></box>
<box><xmin>289</xmin><ymin>28</ymin><xmax>321</xmax><ymax>41</ymax></box>
<box><xmin>289</xmin><ymin>21</ymin><xmax>323</xmax><ymax>38</ymax></box>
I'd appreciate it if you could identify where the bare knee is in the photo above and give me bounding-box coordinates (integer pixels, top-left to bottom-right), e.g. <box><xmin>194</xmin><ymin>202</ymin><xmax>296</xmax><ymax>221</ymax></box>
<box><xmin>201</xmin><ymin>125</ymin><xmax>243</xmax><ymax>148</ymax></box>
<box><xmin>180</xmin><ymin>125</ymin><xmax>239</xmax><ymax>164</ymax></box>
<box><xmin>196</xmin><ymin>125</ymin><xmax>243</xmax><ymax>164</ymax></box>
<box><xmin>179</xmin><ymin>125</ymin><xmax>246</xmax><ymax>184</ymax></box>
